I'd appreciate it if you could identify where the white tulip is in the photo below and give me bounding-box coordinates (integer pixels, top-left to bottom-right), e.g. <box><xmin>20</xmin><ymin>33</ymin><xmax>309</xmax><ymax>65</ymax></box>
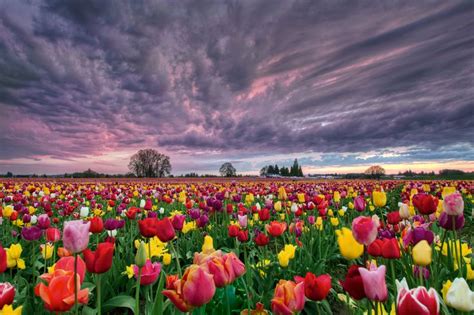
<box><xmin>139</xmin><ymin>199</ymin><xmax>146</xmax><ymax>208</ymax></box>
<box><xmin>80</xmin><ymin>206</ymin><xmax>90</xmax><ymax>218</ymax></box>
<box><xmin>446</xmin><ymin>278</ymin><xmax>474</xmax><ymax>312</ymax></box>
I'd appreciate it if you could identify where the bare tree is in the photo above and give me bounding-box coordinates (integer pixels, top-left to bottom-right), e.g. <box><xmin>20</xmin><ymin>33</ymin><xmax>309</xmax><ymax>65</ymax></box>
<box><xmin>364</xmin><ymin>165</ymin><xmax>385</xmax><ymax>179</ymax></box>
<box><xmin>128</xmin><ymin>149</ymin><xmax>171</xmax><ymax>177</ymax></box>
<box><xmin>219</xmin><ymin>162</ymin><xmax>236</xmax><ymax>177</ymax></box>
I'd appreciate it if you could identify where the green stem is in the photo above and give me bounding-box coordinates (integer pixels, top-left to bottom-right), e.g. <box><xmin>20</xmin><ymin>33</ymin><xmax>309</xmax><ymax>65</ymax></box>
<box><xmin>169</xmin><ymin>241</ymin><xmax>182</xmax><ymax>276</ymax></box>
<box><xmin>240</xmin><ymin>277</ymin><xmax>251</xmax><ymax>314</ymax></box>
<box><xmin>224</xmin><ymin>286</ymin><xmax>231</xmax><ymax>315</ymax></box>
<box><xmin>96</xmin><ymin>274</ymin><xmax>102</xmax><ymax>315</ymax></box>
<box><xmin>135</xmin><ymin>268</ymin><xmax>142</xmax><ymax>315</ymax></box>
<box><xmin>74</xmin><ymin>253</ymin><xmax>79</xmax><ymax>315</ymax></box>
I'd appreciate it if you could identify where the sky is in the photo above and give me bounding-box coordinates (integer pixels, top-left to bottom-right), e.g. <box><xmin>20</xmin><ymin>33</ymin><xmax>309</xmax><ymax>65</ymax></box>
<box><xmin>0</xmin><ymin>0</ymin><xmax>473</xmax><ymax>175</ymax></box>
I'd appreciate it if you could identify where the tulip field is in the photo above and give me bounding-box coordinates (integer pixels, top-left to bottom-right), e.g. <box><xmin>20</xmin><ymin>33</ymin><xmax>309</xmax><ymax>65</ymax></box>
<box><xmin>0</xmin><ymin>179</ymin><xmax>472</xmax><ymax>315</ymax></box>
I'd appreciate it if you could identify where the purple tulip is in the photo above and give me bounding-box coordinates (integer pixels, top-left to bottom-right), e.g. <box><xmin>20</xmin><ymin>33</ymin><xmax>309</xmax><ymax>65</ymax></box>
<box><xmin>37</xmin><ymin>214</ymin><xmax>51</xmax><ymax>229</ymax></box>
<box><xmin>147</xmin><ymin>211</ymin><xmax>158</xmax><ymax>218</ymax></box>
<box><xmin>412</xmin><ymin>227</ymin><xmax>434</xmax><ymax>245</ymax></box>
<box><xmin>22</xmin><ymin>214</ymin><xmax>31</xmax><ymax>224</ymax></box>
<box><xmin>189</xmin><ymin>208</ymin><xmax>201</xmax><ymax>220</ymax></box>
<box><xmin>21</xmin><ymin>226</ymin><xmax>43</xmax><ymax>241</ymax></box>
<box><xmin>196</xmin><ymin>214</ymin><xmax>209</xmax><ymax>228</ymax></box>
<box><xmin>413</xmin><ymin>266</ymin><xmax>430</xmax><ymax>280</ymax></box>
<box><xmin>439</xmin><ymin>212</ymin><xmax>464</xmax><ymax>231</ymax></box>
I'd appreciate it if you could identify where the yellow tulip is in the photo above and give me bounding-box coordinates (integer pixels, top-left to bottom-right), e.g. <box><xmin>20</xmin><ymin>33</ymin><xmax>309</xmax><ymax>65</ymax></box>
<box><xmin>134</xmin><ymin>237</ymin><xmax>168</xmax><ymax>258</ymax></box>
<box><xmin>278</xmin><ymin>251</ymin><xmax>290</xmax><ymax>267</ymax></box>
<box><xmin>334</xmin><ymin>191</ymin><xmax>341</xmax><ymax>203</ymax></box>
<box><xmin>297</xmin><ymin>193</ymin><xmax>305</xmax><ymax>203</ymax></box>
<box><xmin>274</xmin><ymin>201</ymin><xmax>282</xmax><ymax>211</ymax></box>
<box><xmin>6</xmin><ymin>244</ymin><xmax>25</xmax><ymax>269</ymax></box>
<box><xmin>245</xmin><ymin>193</ymin><xmax>254</xmax><ymax>204</ymax></box>
<box><xmin>283</xmin><ymin>244</ymin><xmax>296</xmax><ymax>259</ymax></box>
<box><xmin>412</xmin><ymin>240</ymin><xmax>432</xmax><ymax>266</ymax></box>
<box><xmin>315</xmin><ymin>217</ymin><xmax>323</xmax><ymax>230</ymax></box>
<box><xmin>40</xmin><ymin>243</ymin><xmax>54</xmax><ymax>260</ymax></box>
<box><xmin>372</xmin><ymin>191</ymin><xmax>387</xmax><ymax>207</ymax></box>
<box><xmin>3</xmin><ymin>206</ymin><xmax>13</xmax><ymax>218</ymax></box>
<box><xmin>335</xmin><ymin>228</ymin><xmax>363</xmax><ymax>260</ymax></box>
<box><xmin>278</xmin><ymin>187</ymin><xmax>287</xmax><ymax>200</ymax></box>
<box><xmin>182</xmin><ymin>221</ymin><xmax>197</xmax><ymax>234</ymax></box>
<box><xmin>330</xmin><ymin>217</ymin><xmax>339</xmax><ymax>226</ymax></box>
<box><xmin>0</xmin><ymin>304</ymin><xmax>23</xmax><ymax>315</ymax></box>
<box><xmin>202</xmin><ymin>235</ymin><xmax>214</xmax><ymax>254</ymax></box>
<box><xmin>441</xmin><ymin>280</ymin><xmax>452</xmax><ymax>304</ymax></box>
<box><xmin>123</xmin><ymin>265</ymin><xmax>135</xmax><ymax>279</ymax></box>
<box><xmin>162</xmin><ymin>253</ymin><xmax>172</xmax><ymax>265</ymax></box>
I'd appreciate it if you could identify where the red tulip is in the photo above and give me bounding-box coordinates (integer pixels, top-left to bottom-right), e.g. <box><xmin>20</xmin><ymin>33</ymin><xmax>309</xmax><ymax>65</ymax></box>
<box><xmin>171</xmin><ymin>214</ymin><xmax>186</xmax><ymax>231</ymax></box>
<box><xmin>228</xmin><ymin>225</ymin><xmax>240</xmax><ymax>237</ymax></box>
<box><xmin>258</xmin><ymin>209</ymin><xmax>270</xmax><ymax>221</ymax></box>
<box><xmin>382</xmin><ymin>238</ymin><xmax>400</xmax><ymax>259</ymax></box>
<box><xmin>155</xmin><ymin>217</ymin><xmax>176</xmax><ymax>242</ymax></box>
<box><xmin>46</xmin><ymin>228</ymin><xmax>61</xmax><ymax>243</ymax></box>
<box><xmin>266</xmin><ymin>221</ymin><xmax>287</xmax><ymax>237</ymax></box>
<box><xmin>144</xmin><ymin>199</ymin><xmax>153</xmax><ymax>211</ymax></box>
<box><xmin>340</xmin><ymin>265</ymin><xmax>366</xmax><ymax>300</ymax></box>
<box><xmin>397</xmin><ymin>286</ymin><xmax>439</xmax><ymax>315</ymax></box>
<box><xmin>138</xmin><ymin>218</ymin><xmax>160</xmax><ymax>238</ymax></box>
<box><xmin>303</xmin><ymin>272</ymin><xmax>331</xmax><ymax>301</ymax></box>
<box><xmin>387</xmin><ymin>211</ymin><xmax>401</xmax><ymax>225</ymax></box>
<box><xmin>125</xmin><ymin>207</ymin><xmax>140</xmax><ymax>220</ymax></box>
<box><xmin>254</xmin><ymin>233</ymin><xmax>269</xmax><ymax>246</ymax></box>
<box><xmin>412</xmin><ymin>194</ymin><xmax>438</xmax><ymax>215</ymax></box>
<box><xmin>89</xmin><ymin>217</ymin><xmax>104</xmax><ymax>234</ymax></box>
<box><xmin>0</xmin><ymin>282</ymin><xmax>15</xmax><ymax>309</ymax></box>
<box><xmin>368</xmin><ymin>239</ymin><xmax>384</xmax><ymax>257</ymax></box>
<box><xmin>0</xmin><ymin>246</ymin><xmax>7</xmax><ymax>274</ymax></box>
<box><xmin>83</xmin><ymin>242</ymin><xmax>115</xmax><ymax>274</ymax></box>
<box><xmin>237</xmin><ymin>230</ymin><xmax>249</xmax><ymax>243</ymax></box>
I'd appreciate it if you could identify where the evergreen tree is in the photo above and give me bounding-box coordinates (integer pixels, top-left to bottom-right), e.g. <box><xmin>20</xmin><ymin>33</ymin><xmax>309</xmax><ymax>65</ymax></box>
<box><xmin>274</xmin><ymin>164</ymin><xmax>279</xmax><ymax>175</ymax></box>
<box><xmin>268</xmin><ymin>165</ymin><xmax>275</xmax><ymax>174</ymax></box>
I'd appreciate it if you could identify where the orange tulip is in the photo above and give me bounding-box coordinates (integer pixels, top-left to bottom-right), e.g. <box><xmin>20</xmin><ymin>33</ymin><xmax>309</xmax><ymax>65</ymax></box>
<box><xmin>57</xmin><ymin>247</ymin><xmax>72</xmax><ymax>257</ymax></box>
<box><xmin>271</xmin><ymin>280</ymin><xmax>305</xmax><ymax>315</ymax></box>
<box><xmin>162</xmin><ymin>264</ymin><xmax>216</xmax><ymax>312</ymax></box>
<box><xmin>34</xmin><ymin>269</ymin><xmax>89</xmax><ymax>312</ymax></box>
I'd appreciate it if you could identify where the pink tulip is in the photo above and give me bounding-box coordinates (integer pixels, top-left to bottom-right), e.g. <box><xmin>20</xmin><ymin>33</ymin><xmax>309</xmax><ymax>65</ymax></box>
<box><xmin>397</xmin><ymin>286</ymin><xmax>439</xmax><ymax>315</ymax></box>
<box><xmin>133</xmin><ymin>259</ymin><xmax>161</xmax><ymax>286</ymax></box>
<box><xmin>358</xmin><ymin>264</ymin><xmax>388</xmax><ymax>302</ymax></box>
<box><xmin>238</xmin><ymin>215</ymin><xmax>248</xmax><ymax>228</ymax></box>
<box><xmin>352</xmin><ymin>216</ymin><xmax>377</xmax><ymax>246</ymax></box>
<box><xmin>354</xmin><ymin>196</ymin><xmax>366</xmax><ymax>212</ymax></box>
<box><xmin>62</xmin><ymin>220</ymin><xmax>91</xmax><ymax>253</ymax></box>
<box><xmin>443</xmin><ymin>192</ymin><xmax>464</xmax><ymax>216</ymax></box>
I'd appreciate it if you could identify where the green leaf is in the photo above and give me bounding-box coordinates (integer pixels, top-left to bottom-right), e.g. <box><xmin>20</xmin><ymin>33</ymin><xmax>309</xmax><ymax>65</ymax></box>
<box><xmin>82</xmin><ymin>306</ymin><xmax>97</xmax><ymax>315</ymax></box>
<box><xmin>152</xmin><ymin>272</ymin><xmax>165</xmax><ymax>315</ymax></box>
<box><xmin>102</xmin><ymin>295</ymin><xmax>136</xmax><ymax>314</ymax></box>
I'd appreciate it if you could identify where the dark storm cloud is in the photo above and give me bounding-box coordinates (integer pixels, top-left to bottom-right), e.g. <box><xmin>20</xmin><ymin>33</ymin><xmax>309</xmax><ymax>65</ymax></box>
<box><xmin>0</xmin><ymin>0</ymin><xmax>473</xmax><ymax>172</ymax></box>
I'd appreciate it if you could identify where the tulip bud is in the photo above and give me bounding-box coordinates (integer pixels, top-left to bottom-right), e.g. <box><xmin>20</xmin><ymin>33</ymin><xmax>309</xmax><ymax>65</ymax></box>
<box><xmin>135</xmin><ymin>241</ymin><xmax>147</xmax><ymax>267</ymax></box>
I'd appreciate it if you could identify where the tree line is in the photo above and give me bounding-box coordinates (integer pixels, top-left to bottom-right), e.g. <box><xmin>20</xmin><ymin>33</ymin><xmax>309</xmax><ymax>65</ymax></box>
<box><xmin>260</xmin><ymin>159</ymin><xmax>304</xmax><ymax>177</ymax></box>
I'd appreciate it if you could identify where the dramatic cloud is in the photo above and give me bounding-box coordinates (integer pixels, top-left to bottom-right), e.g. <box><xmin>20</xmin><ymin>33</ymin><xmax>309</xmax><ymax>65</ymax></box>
<box><xmin>0</xmin><ymin>0</ymin><xmax>473</xmax><ymax>174</ymax></box>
